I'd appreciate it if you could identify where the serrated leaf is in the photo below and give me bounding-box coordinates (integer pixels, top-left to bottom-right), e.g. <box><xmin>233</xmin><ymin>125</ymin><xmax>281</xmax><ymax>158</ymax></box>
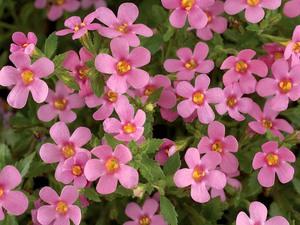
<box><xmin>83</xmin><ymin>188</ymin><xmax>101</xmax><ymax>202</ymax></box>
<box><xmin>163</xmin><ymin>152</ymin><xmax>181</xmax><ymax>175</ymax></box>
<box><xmin>104</xmin><ymin>134</ymin><xmax>123</xmax><ymax>149</ymax></box>
<box><xmin>201</xmin><ymin>198</ymin><xmax>225</xmax><ymax>222</ymax></box>
<box><xmin>139</xmin><ymin>138</ymin><xmax>164</xmax><ymax>154</ymax></box>
<box><xmin>27</xmin><ymin>161</ymin><xmax>54</xmax><ymax>178</ymax></box>
<box><xmin>53</xmin><ymin>53</ymin><xmax>67</xmax><ymax>67</ymax></box>
<box><xmin>44</xmin><ymin>32</ymin><xmax>58</xmax><ymax>58</ymax></box>
<box><xmin>55</xmin><ymin>68</ymin><xmax>80</xmax><ymax>90</ymax></box>
<box><xmin>89</xmin><ymin>69</ymin><xmax>105</xmax><ymax>98</ymax></box>
<box><xmin>147</xmin><ymin>87</ymin><xmax>163</xmax><ymax>104</ymax></box>
<box><xmin>160</xmin><ymin>196</ymin><xmax>178</xmax><ymax>225</ymax></box>
<box><xmin>15</xmin><ymin>152</ymin><xmax>35</xmax><ymax>177</ymax></box>
<box><xmin>139</xmin><ymin>158</ymin><xmax>165</xmax><ymax>182</ymax></box>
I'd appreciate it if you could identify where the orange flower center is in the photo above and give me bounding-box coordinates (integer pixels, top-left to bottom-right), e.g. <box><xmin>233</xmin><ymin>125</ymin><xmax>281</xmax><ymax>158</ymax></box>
<box><xmin>78</xmin><ymin>67</ymin><xmax>89</xmax><ymax>79</ymax></box>
<box><xmin>62</xmin><ymin>144</ymin><xmax>75</xmax><ymax>159</ymax></box>
<box><xmin>226</xmin><ymin>96</ymin><xmax>237</xmax><ymax>108</ymax></box>
<box><xmin>56</xmin><ymin>201</ymin><xmax>68</xmax><ymax>214</ymax></box>
<box><xmin>293</xmin><ymin>42</ymin><xmax>300</xmax><ymax>53</ymax></box>
<box><xmin>139</xmin><ymin>216</ymin><xmax>150</xmax><ymax>225</ymax></box>
<box><xmin>106</xmin><ymin>157</ymin><xmax>119</xmax><ymax>174</ymax></box>
<box><xmin>247</xmin><ymin>0</ymin><xmax>259</xmax><ymax>6</ymax></box>
<box><xmin>54</xmin><ymin>99</ymin><xmax>67</xmax><ymax>110</ymax></box>
<box><xmin>181</xmin><ymin>0</ymin><xmax>194</xmax><ymax>10</ymax></box>
<box><xmin>123</xmin><ymin>123</ymin><xmax>136</xmax><ymax>133</ymax></box>
<box><xmin>144</xmin><ymin>86</ymin><xmax>156</xmax><ymax>96</ymax></box>
<box><xmin>192</xmin><ymin>167</ymin><xmax>205</xmax><ymax>182</ymax></box>
<box><xmin>212</xmin><ymin>141</ymin><xmax>223</xmax><ymax>153</ymax></box>
<box><xmin>204</xmin><ymin>11</ymin><xmax>212</xmax><ymax>23</ymax></box>
<box><xmin>192</xmin><ymin>92</ymin><xmax>205</xmax><ymax>105</ymax></box>
<box><xmin>117</xmin><ymin>61</ymin><xmax>131</xmax><ymax>75</ymax></box>
<box><xmin>235</xmin><ymin>61</ymin><xmax>248</xmax><ymax>73</ymax></box>
<box><xmin>72</xmin><ymin>165</ymin><xmax>83</xmax><ymax>176</ymax></box>
<box><xmin>21</xmin><ymin>69</ymin><xmax>34</xmax><ymax>85</ymax></box>
<box><xmin>0</xmin><ymin>187</ymin><xmax>3</xmax><ymax>198</ymax></box>
<box><xmin>279</xmin><ymin>80</ymin><xmax>292</xmax><ymax>93</ymax></box>
<box><xmin>262</xmin><ymin>119</ymin><xmax>273</xmax><ymax>129</ymax></box>
<box><xmin>185</xmin><ymin>59</ymin><xmax>197</xmax><ymax>70</ymax></box>
<box><xmin>273</xmin><ymin>52</ymin><xmax>283</xmax><ymax>60</ymax></box>
<box><xmin>266</xmin><ymin>153</ymin><xmax>279</xmax><ymax>166</ymax></box>
<box><xmin>107</xmin><ymin>90</ymin><xmax>118</xmax><ymax>102</ymax></box>
<box><xmin>55</xmin><ymin>0</ymin><xmax>65</xmax><ymax>5</ymax></box>
<box><xmin>22</xmin><ymin>43</ymin><xmax>29</xmax><ymax>48</ymax></box>
<box><xmin>74</xmin><ymin>22</ymin><xmax>86</xmax><ymax>31</ymax></box>
<box><xmin>116</xmin><ymin>23</ymin><xmax>128</xmax><ymax>33</ymax></box>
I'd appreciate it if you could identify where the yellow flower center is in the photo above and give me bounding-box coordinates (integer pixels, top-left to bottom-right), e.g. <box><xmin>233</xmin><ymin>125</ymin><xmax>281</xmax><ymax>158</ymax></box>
<box><xmin>62</xmin><ymin>144</ymin><xmax>75</xmax><ymax>159</ymax></box>
<box><xmin>139</xmin><ymin>216</ymin><xmax>150</xmax><ymax>225</ymax></box>
<box><xmin>107</xmin><ymin>90</ymin><xmax>118</xmax><ymax>102</ymax></box>
<box><xmin>54</xmin><ymin>99</ymin><xmax>67</xmax><ymax>111</ymax></box>
<box><xmin>293</xmin><ymin>42</ymin><xmax>300</xmax><ymax>53</ymax></box>
<box><xmin>204</xmin><ymin>11</ymin><xmax>212</xmax><ymax>23</ymax></box>
<box><xmin>106</xmin><ymin>157</ymin><xmax>119</xmax><ymax>174</ymax></box>
<box><xmin>247</xmin><ymin>0</ymin><xmax>259</xmax><ymax>6</ymax></box>
<box><xmin>116</xmin><ymin>23</ymin><xmax>128</xmax><ymax>33</ymax></box>
<box><xmin>78</xmin><ymin>67</ymin><xmax>89</xmax><ymax>80</ymax></box>
<box><xmin>56</xmin><ymin>201</ymin><xmax>68</xmax><ymax>214</ymax></box>
<box><xmin>261</xmin><ymin>119</ymin><xmax>273</xmax><ymax>129</ymax></box>
<box><xmin>117</xmin><ymin>61</ymin><xmax>131</xmax><ymax>75</ymax></box>
<box><xmin>55</xmin><ymin>0</ymin><xmax>65</xmax><ymax>5</ymax></box>
<box><xmin>144</xmin><ymin>86</ymin><xmax>156</xmax><ymax>96</ymax></box>
<box><xmin>266</xmin><ymin>153</ymin><xmax>279</xmax><ymax>166</ymax></box>
<box><xmin>273</xmin><ymin>52</ymin><xmax>283</xmax><ymax>60</ymax></box>
<box><xmin>21</xmin><ymin>69</ymin><xmax>34</xmax><ymax>85</ymax></box>
<box><xmin>75</xmin><ymin>23</ymin><xmax>86</xmax><ymax>31</ymax></box>
<box><xmin>22</xmin><ymin>43</ymin><xmax>29</xmax><ymax>48</ymax></box>
<box><xmin>235</xmin><ymin>61</ymin><xmax>248</xmax><ymax>73</ymax></box>
<box><xmin>226</xmin><ymin>96</ymin><xmax>237</xmax><ymax>108</ymax></box>
<box><xmin>192</xmin><ymin>167</ymin><xmax>205</xmax><ymax>182</ymax></box>
<box><xmin>192</xmin><ymin>92</ymin><xmax>205</xmax><ymax>105</ymax></box>
<box><xmin>212</xmin><ymin>141</ymin><xmax>223</xmax><ymax>153</ymax></box>
<box><xmin>72</xmin><ymin>165</ymin><xmax>82</xmax><ymax>176</ymax></box>
<box><xmin>279</xmin><ymin>80</ymin><xmax>292</xmax><ymax>93</ymax></box>
<box><xmin>0</xmin><ymin>187</ymin><xmax>3</xmax><ymax>198</ymax></box>
<box><xmin>185</xmin><ymin>59</ymin><xmax>197</xmax><ymax>70</ymax></box>
<box><xmin>181</xmin><ymin>0</ymin><xmax>194</xmax><ymax>10</ymax></box>
<box><xmin>123</xmin><ymin>123</ymin><xmax>136</xmax><ymax>133</ymax></box>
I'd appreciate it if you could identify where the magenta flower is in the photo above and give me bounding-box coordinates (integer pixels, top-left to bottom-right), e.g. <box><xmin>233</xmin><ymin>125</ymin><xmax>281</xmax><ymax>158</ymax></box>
<box><xmin>164</xmin><ymin>42</ymin><xmax>214</xmax><ymax>81</ymax></box>
<box><xmin>236</xmin><ymin>201</ymin><xmax>289</xmax><ymax>225</ymax></box>
<box><xmin>259</xmin><ymin>43</ymin><xmax>285</xmax><ymax>68</ymax></box>
<box><xmin>96</xmin><ymin>3</ymin><xmax>153</xmax><ymax>47</ymax></box>
<box><xmin>103</xmin><ymin>102</ymin><xmax>145</xmax><ymax>141</ymax></box>
<box><xmin>155</xmin><ymin>138</ymin><xmax>177</xmax><ymax>165</ymax></box>
<box><xmin>124</xmin><ymin>199</ymin><xmax>167</xmax><ymax>225</ymax></box>
<box><xmin>161</xmin><ymin>0</ymin><xmax>214</xmax><ymax>29</ymax></box>
<box><xmin>0</xmin><ymin>52</ymin><xmax>54</xmax><ymax>109</ymax></box>
<box><xmin>193</xmin><ymin>1</ymin><xmax>227</xmax><ymax>40</ymax></box>
<box><xmin>0</xmin><ymin>165</ymin><xmax>28</xmax><ymax>220</ymax></box>
<box><xmin>224</xmin><ymin>0</ymin><xmax>281</xmax><ymax>23</ymax></box>
<box><xmin>56</xmin><ymin>12</ymin><xmax>101</xmax><ymax>40</ymax></box>
<box><xmin>84</xmin><ymin>144</ymin><xmax>139</xmax><ymax>194</ymax></box>
<box><xmin>215</xmin><ymin>82</ymin><xmax>253</xmax><ymax>121</ymax></box>
<box><xmin>81</xmin><ymin>0</ymin><xmax>107</xmax><ymax>9</ymax></box>
<box><xmin>284</xmin><ymin>0</ymin><xmax>300</xmax><ymax>18</ymax></box>
<box><xmin>248</xmin><ymin>100</ymin><xmax>294</xmax><ymax>140</ymax></box>
<box><xmin>197</xmin><ymin>121</ymin><xmax>239</xmax><ymax>173</ymax></box>
<box><xmin>284</xmin><ymin>25</ymin><xmax>300</xmax><ymax>67</ymax></box>
<box><xmin>37</xmin><ymin>186</ymin><xmax>81</xmax><ymax>225</ymax></box>
<box><xmin>176</xmin><ymin>74</ymin><xmax>224</xmax><ymax>124</ymax></box>
<box><xmin>37</xmin><ymin>81</ymin><xmax>85</xmax><ymax>123</ymax></box>
<box><xmin>252</xmin><ymin>141</ymin><xmax>296</xmax><ymax>187</ymax></box>
<box><xmin>256</xmin><ymin>59</ymin><xmax>300</xmax><ymax>111</ymax></box>
<box><xmin>95</xmin><ymin>38</ymin><xmax>150</xmax><ymax>94</ymax></box>
<box><xmin>221</xmin><ymin>49</ymin><xmax>268</xmax><ymax>94</ymax></box>
<box><xmin>174</xmin><ymin>148</ymin><xmax>226</xmax><ymax>203</ymax></box>
<box><xmin>10</xmin><ymin>31</ymin><xmax>37</xmax><ymax>55</ymax></box>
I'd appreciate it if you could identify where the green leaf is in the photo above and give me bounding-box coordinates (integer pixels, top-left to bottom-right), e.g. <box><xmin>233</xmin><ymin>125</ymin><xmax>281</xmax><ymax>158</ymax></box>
<box><xmin>0</xmin><ymin>214</ymin><xmax>18</xmax><ymax>225</ymax></box>
<box><xmin>83</xmin><ymin>188</ymin><xmax>101</xmax><ymax>202</ymax></box>
<box><xmin>44</xmin><ymin>32</ymin><xmax>58</xmax><ymax>59</ymax></box>
<box><xmin>147</xmin><ymin>87</ymin><xmax>163</xmax><ymax>104</ymax></box>
<box><xmin>15</xmin><ymin>152</ymin><xmax>35</xmax><ymax>177</ymax></box>
<box><xmin>104</xmin><ymin>134</ymin><xmax>123</xmax><ymax>149</ymax></box>
<box><xmin>89</xmin><ymin>69</ymin><xmax>105</xmax><ymax>98</ymax></box>
<box><xmin>292</xmin><ymin>178</ymin><xmax>300</xmax><ymax>194</ymax></box>
<box><xmin>200</xmin><ymin>198</ymin><xmax>226</xmax><ymax>222</ymax></box>
<box><xmin>139</xmin><ymin>138</ymin><xmax>164</xmax><ymax>154</ymax></box>
<box><xmin>160</xmin><ymin>196</ymin><xmax>178</xmax><ymax>225</ymax></box>
<box><xmin>139</xmin><ymin>158</ymin><xmax>165</xmax><ymax>182</ymax></box>
<box><xmin>53</xmin><ymin>53</ymin><xmax>67</xmax><ymax>67</ymax></box>
<box><xmin>0</xmin><ymin>144</ymin><xmax>13</xmax><ymax>169</ymax></box>
<box><xmin>140</xmin><ymin>34</ymin><xmax>164</xmax><ymax>55</ymax></box>
<box><xmin>163</xmin><ymin>152</ymin><xmax>181</xmax><ymax>176</ymax></box>
<box><xmin>27</xmin><ymin>161</ymin><xmax>54</xmax><ymax>178</ymax></box>
<box><xmin>55</xmin><ymin>68</ymin><xmax>80</xmax><ymax>90</ymax></box>
<box><xmin>163</xmin><ymin>27</ymin><xmax>174</xmax><ymax>42</ymax></box>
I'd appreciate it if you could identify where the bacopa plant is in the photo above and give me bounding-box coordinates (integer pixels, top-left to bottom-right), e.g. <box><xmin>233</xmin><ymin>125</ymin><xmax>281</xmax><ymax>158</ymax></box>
<box><xmin>0</xmin><ymin>0</ymin><xmax>299</xmax><ymax>224</ymax></box>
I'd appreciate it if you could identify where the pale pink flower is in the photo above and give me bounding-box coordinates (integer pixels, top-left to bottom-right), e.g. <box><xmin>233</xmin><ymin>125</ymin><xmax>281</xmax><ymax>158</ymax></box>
<box><xmin>236</xmin><ymin>201</ymin><xmax>289</xmax><ymax>225</ymax></box>
<box><xmin>31</xmin><ymin>199</ymin><xmax>43</xmax><ymax>225</ymax></box>
<box><xmin>198</xmin><ymin>121</ymin><xmax>239</xmax><ymax>173</ymax></box>
<box><xmin>248</xmin><ymin>100</ymin><xmax>294</xmax><ymax>140</ymax></box>
<box><xmin>95</xmin><ymin>38</ymin><xmax>150</xmax><ymax>94</ymax></box>
<box><xmin>155</xmin><ymin>138</ymin><xmax>177</xmax><ymax>165</ymax></box>
<box><xmin>84</xmin><ymin>144</ymin><xmax>139</xmax><ymax>194</ymax></box>
<box><xmin>221</xmin><ymin>49</ymin><xmax>268</xmax><ymax>94</ymax></box>
<box><xmin>96</xmin><ymin>3</ymin><xmax>153</xmax><ymax>47</ymax></box>
<box><xmin>174</xmin><ymin>148</ymin><xmax>226</xmax><ymax>203</ymax></box>
<box><xmin>0</xmin><ymin>52</ymin><xmax>54</xmax><ymax>109</ymax></box>
<box><xmin>215</xmin><ymin>82</ymin><xmax>253</xmax><ymax>121</ymax></box>
<box><xmin>253</xmin><ymin>141</ymin><xmax>295</xmax><ymax>187</ymax></box>
<box><xmin>224</xmin><ymin>0</ymin><xmax>281</xmax><ymax>23</ymax></box>
<box><xmin>160</xmin><ymin>108</ymin><xmax>179</xmax><ymax>122</ymax></box>
<box><xmin>176</xmin><ymin>74</ymin><xmax>224</xmax><ymax>124</ymax></box>
<box><xmin>103</xmin><ymin>102</ymin><xmax>145</xmax><ymax>141</ymax></box>
<box><xmin>37</xmin><ymin>81</ymin><xmax>85</xmax><ymax>123</ymax></box>
<box><xmin>81</xmin><ymin>0</ymin><xmax>107</xmax><ymax>9</ymax></box>
<box><xmin>10</xmin><ymin>31</ymin><xmax>37</xmax><ymax>55</ymax></box>
<box><xmin>259</xmin><ymin>43</ymin><xmax>285</xmax><ymax>68</ymax></box>
<box><xmin>284</xmin><ymin>25</ymin><xmax>300</xmax><ymax>67</ymax></box>
<box><xmin>124</xmin><ymin>199</ymin><xmax>167</xmax><ymax>225</ymax></box>
<box><xmin>37</xmin><ymin>186</ymin><xmax>81</xmax><ymax>225</ymax></box>
<box><xmin>161</xmin><ymin>0</ymin><xmax>214</xmax><ymax>29</ymax></box>
<box><xmin>256</xmin><ymin>59</ymin><xmax>300</xmax><ymax>111</ymax></box>
<box><xmin>284</xmin><ymin>0</ymin><xmax>300</xmax><ymax>18</ymax></box>
<box><xmin>0</xmin><ymin>165</ymin><xmax>28</xmax><ymax>220</ymax></box>
<box><xmin>164</xmin><ymin>42</ymin><xmax>214</xmax><ymax>81</ymax></box>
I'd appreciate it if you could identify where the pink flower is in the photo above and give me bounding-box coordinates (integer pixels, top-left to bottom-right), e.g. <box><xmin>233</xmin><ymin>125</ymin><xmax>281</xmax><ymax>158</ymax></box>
<box><xmin>174</xmin><ymin>148</ymin><xmax>226</xmax><ymax>203</ymax></box>
<box><xmin>221</xmin><ymin>49</ymin><xmax>268</xmax><ymax>94</ymax></box>
<box><xmin>197</xmin><ymin>121</ymin><xmax>239</xmax><ymax>173</ymax></box>
<box><xmin>37</xmin><ymin>81</ymin><xmax>85</xmax><ymax>123</ymax></box>
<box><xmin>252</xmin><ymin>141</ymin><xmax>296</xmax><ymax>187</ymax></box>
<box><xmin>10</xmin><ymin>31</ymin><xmax>37</xmax><ymax>55</ymax></box>
<box><xmin>0</xmin><ymin>165</ymin><xmax>28</xmax><ymax>220</ymax></box>
<box><xmin>236</xmin><ymin>201</ymin><xmax>289</xmax><ymax>225</ymax></box>
<box><xmin>31</xmin><ymin>199</ymin><xmax>43</xmax><ymax>225</ymax></box>
<box><xmin>283</xmin><ymin>0</ymin><xmax>300</xmax><ymax>18</ymax></box>
<box><xmin>103</xmin><ymin>102</ymin><xmax>145</xmax><ymax>141</ymax></box>
<box><xmin>160</xmin><ymin>107</ymin><xmax>179</xmax><ymax>122</ymax></box>
<box><xmin>224</xmin><ymin>0</ymin><xmax>281</xmax><ymax>23</ymax></box>
<box><xmin>284</xmin><ymin>25</ymin><xmax>300</xmax><ymax>67</ymax></box>
<box><xmin>215</xmin><ymin>82</ymin><xmax>253</xmax><ymax>121</ymax></box>
<box><xmin>84</xmin><ymin>144</ymin><xmax>139</xmax><ymax>194</ymax></box>
<box><xmin>193</xmin><ymin>1</ymin><xmax>227</xmax><ymax>40</ymax></box>
<box><xmin>161</xmin><ymin>0</ymin><xmax>214</xmax><ymax>29</ymax></box>
<box><xmin>124</xmin><ymin>199</ymin><xmax>167</xmax><ymax>225</ymax></box>
<box><xmin>0</xmin><ymin>52</ymin><xmax>54</xmax><ymax>109</ymax></box>
<box><xmin>256</xmin><ymin>59</ymin><xmax>300</xmax><ymax>111</ymax></box>
<box><xmin>259</xmin><ymin>43</ymin><xmax>285</xmax><ymax>68</ymax></box>
<box><xmin>95</xmin><ymin>38</ymin><xmax>150</xmax><ymax>94</ymax></box>
<box><xmin>81</xmin><ymin>0</ymin><xmax>107</xmax><ymax>9</ymax></box>
<box><xmin>37</xmin><ymin>186</ymin><xmax>81</xmax><ymax>225</ymax></box>
<box><xmin>56</xmin><ymin>12</ymin><xmax>101</xmax><ymax>39</ymax></box>
<box><xmin>248</xmin><ymin>100</ymin><xmax>294</xmax><ymax>140</ymax></box>
<box><xmin>164</xmin><ymin>42</ymin><xmax>214</xmax><ymax>81</ymax></box>
<box><xmin>176</xmin><ymin>74</ymin><xmax>224</xmax><ymax>124</ymax></box>
<box><xmin>155</xmin><ymin>138</ymin><xmax>177</xmax><ymax>165</ymax></box>
<box><xmin>96</xmin><ymin>3</ymin><xmax>153</xmax><ymax>47</ymax></box>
